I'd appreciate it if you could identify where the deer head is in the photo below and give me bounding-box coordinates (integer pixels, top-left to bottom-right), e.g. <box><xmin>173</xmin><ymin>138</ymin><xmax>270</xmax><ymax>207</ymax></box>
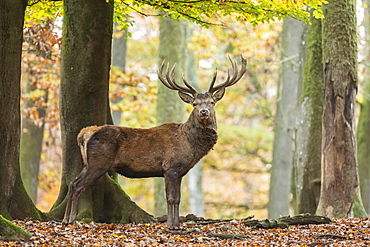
<box><xmin>157</xmin><ymin>55</ymin><xmax>247</xmax><ymax>128</ymax></box>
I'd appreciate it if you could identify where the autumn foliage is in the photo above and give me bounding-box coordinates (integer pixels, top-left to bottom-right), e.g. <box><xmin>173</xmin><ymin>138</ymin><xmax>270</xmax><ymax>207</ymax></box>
<box><xmin>20</xmin><ymin>0</ymin><xmax>331</xmax><ymax>224</ymax></box>
<box><xmin>20</xmin><ymin>11</ymin><xmax>283</xmax><ymax>219</ymax></box>
<box><xmin>2</xmin><ymin>217</ymin><xmax>370</xmax><ymax>246</ymax></box>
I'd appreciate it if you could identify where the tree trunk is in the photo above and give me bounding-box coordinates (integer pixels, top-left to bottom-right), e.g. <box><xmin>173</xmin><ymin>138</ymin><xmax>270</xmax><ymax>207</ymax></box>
<box><xmin>357</xmin><ymin>0</ymin><xmax>370</xmax><ymax>215</ymax></box>
<box><xmin>154</xmin><ymin>15</ymin><xmax>187</xmax><ymax>217</ymax></box>
<box><xmin>111</xmin><ymin>23</ymin><xmax>127</xmax><ymax>126</ymax></box>
<box><xmin>358</xmin><ymin>82</ymin><xmax>370</xmax><ymax>215</ymax></box>
<box><xmin>48</xmin><ymin>0</ymin><xmax>153</xmax><ymax>224</ymax></box>
<box><xmin>294</xmin><ymin>11</ymin><xmax>322</xmax><ymax>214</ymax></box>
<box><xmin>0</xmin><ymin>0</ymin><xmax>45</xmax><ymax>220</ymax></box>
<box><xmin>110</xmin><ymin>23</ymin><xmax>128</xmax><ymax>182</ymax></box>
<box><xmin>268</xmin><ymin>17</ymin><xmax>306</xmax><ymax>218</ymax></box>
<box><xmin>316</xmin><ymin>0</ymin><xmax>363</xmax><ymax>217</ymax></box>
<box><xmin>186</xmin><ymin>49</ymin><xmax>204</xmax><ymax>217</ymax></box>
<box><xmin>20</xmin><ymin>75</ymin><xmax>48</xmax><ymax>203</ymax></box>
<box><xmin>187</xmin><ymin>163</ymin><xmax>204</xmax><ymax>216</ymax></box>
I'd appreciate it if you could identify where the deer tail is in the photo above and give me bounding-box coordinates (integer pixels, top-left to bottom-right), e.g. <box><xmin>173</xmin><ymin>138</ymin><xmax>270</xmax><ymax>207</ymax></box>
<box><xmin>77</xmin><ymin>126</ymin><xmax>101</xmax><ymax>166</ymax></box>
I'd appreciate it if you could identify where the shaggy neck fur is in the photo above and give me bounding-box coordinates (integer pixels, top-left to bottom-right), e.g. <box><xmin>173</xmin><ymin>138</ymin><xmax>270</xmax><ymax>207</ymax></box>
<box><xmin>182</xmin><ymin>110</ymin><xmax>218</xmax><ymax>159</ymax></box>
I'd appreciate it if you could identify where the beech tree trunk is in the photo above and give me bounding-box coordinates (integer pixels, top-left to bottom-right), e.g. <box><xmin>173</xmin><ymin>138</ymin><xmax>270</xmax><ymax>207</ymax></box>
<box><xmin>294</xmin><ymin>12</ymin><xmax>322</xmax><ymax>214</ymax></box>
<box><xmin>357</xmin><ymin>0</ymin><xmax>370</xmax><ymax>215</ymax></box>
<box><xmin>20</xmin><ymin>77</ymin><xmax>48</xmax><ymax>203</ymax></box>
<box><xmin>316</xmin><ymin>0</ymin><xmax>363</xmax><ymax>217</ymax></box>
<box><xmin>111</xmin><ymin>23</ymin><xmax>127</xmax><ymax>126</ymax></box>
<box><xmin>48</xmin><ymin>0</ymin><xmax>153</xmax><ymax>223</ymax></box>
<box><xmin>186</xmin><ymin>49</ymin><xmax>204</xmax><ymax>217</ymax></box>
<box><xmin>0</xmin><ymin>0</ymin><xmax>45</xmax><ymax>220</ymax></box>
<box><xmin>358</xmin><ymin>86</ymin><xmax>370</xmax><ymax>215</ymax></box>
<box><xmin>268</xmin><ymin>18</ymin><xmax>306</xmax><ymax>218</ymax></box>
<box><xmin>154</xmin><ymin>15</ymin><xmax>187</xmax><ymax>217</ymax></box>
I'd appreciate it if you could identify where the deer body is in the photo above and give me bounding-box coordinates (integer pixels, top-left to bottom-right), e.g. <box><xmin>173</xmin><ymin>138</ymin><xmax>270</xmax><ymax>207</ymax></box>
<box><xmin>63</xmin><ymin>56</ymin><xmax>246</xmax><ymax>228</ymax></box>
<box><xmin>80</xmin><ymin>118</ymin><xmax>217</xmax><ymax>179</ymax></box>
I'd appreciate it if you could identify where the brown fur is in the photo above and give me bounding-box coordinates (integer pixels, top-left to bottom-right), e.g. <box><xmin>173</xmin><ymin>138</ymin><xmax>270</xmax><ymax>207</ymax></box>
<box><xmin>78</xmin><ymin>125</ymin><xmax>102</xmax><ymax>166</ymax></box>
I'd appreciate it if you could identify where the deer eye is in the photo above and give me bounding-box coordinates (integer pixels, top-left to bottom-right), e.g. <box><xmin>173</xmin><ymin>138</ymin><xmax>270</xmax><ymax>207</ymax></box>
<box><xmin>193</xmin><ymin>103</ymin><xmax>198</xmax><ymax>107</ymax></box>
<box><xmin>210</xmin><ymin>101</ymin><xmax>215</xmax><ymax>105</ymax></box>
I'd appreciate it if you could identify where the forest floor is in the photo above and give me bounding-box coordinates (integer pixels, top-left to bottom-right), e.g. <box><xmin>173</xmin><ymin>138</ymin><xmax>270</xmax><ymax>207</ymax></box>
<box><xmin>2</xmin><ymin>216</ymin><xmax>370</xmax><ymax>246</ymax></box>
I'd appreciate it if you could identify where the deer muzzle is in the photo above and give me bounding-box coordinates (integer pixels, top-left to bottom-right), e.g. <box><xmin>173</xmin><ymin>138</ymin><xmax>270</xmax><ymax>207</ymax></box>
<box><xmin>199</xmin><ymin>109</ymin><xmax>210</xmax><ymax>118</ymax></box>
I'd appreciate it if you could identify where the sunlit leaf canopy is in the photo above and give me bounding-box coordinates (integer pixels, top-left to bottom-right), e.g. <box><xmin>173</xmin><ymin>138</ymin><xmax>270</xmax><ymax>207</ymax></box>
<box><xmin>26</xmin><ymin>0</ymin><xmax>326</xmax><ymax>26</ymax></box>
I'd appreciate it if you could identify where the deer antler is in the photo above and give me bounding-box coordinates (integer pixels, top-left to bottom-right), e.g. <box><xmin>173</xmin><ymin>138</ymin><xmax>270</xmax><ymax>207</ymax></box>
<box><xmin>208</xmin><ymin>55</ymin><xmax>247</xmax><ymax>94</ymax></box>
<box><xmin>157</xmin><ymin>62</ymin><xmax>197</xmax><ymax>95</ymax></box>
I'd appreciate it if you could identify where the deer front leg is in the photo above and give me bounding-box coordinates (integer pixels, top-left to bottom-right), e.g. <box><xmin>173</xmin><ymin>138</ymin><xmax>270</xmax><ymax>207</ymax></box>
<box><xmin>164</xmin><ymin>170</ymin><xmax>182</xmax><ymax>228</ymax></box>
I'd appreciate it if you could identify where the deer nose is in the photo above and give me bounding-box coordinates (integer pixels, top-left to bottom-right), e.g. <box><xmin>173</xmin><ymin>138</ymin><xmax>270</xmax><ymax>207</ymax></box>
<box><xmin>200</xmin><ymin>109</ymin><xmax>209</xmax><ymax>117</ymax></box>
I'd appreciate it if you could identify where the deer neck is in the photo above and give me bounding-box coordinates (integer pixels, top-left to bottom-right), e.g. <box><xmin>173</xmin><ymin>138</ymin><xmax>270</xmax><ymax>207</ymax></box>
<box><xmin>181</xmin><ymin>111</ymin><xmax>218</xmax><ymax>159</ymax></box>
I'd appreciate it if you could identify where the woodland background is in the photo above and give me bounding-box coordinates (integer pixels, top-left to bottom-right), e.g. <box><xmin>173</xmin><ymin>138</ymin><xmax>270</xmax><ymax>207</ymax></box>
<box><xmin>2</xmin><ymin>0</ymin><xmax>367</xmax><ymax>228</ymax></box>
<box><xmin>22</xmin><ymin>5</ymin><xmax>279</xmax><ymax>219</ymax></box>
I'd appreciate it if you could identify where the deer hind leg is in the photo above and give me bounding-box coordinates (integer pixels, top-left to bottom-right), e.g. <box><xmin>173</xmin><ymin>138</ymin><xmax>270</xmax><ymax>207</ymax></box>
<box><xmin>164</xmin><ymin>171</ymin><xmax>182</xmax><ymax>228</ymax></box>
<box><xmin>63</xmin><ymin>128</ymin><xmax>119</xmax><ymax>224</ymax></box>
<box><xmin>63</xmin><ymin>168</ymin><xmax>87</xmax><ymax>224</ymax></box>
<box><xmin>63</xmin><ymin>164</ymin><xmax>111</xmax><ymax>224</ymax></box>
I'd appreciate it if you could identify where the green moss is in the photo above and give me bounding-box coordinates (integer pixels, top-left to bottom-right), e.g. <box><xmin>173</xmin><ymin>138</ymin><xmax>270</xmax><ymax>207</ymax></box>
<box><xmin>302</xmin><ymin>13</ymin><xmax>324</xmax><ymax>184</ymax></box>
<box><xmin>302</xmin><ymin>12</ymin><xmax>323</xmax><ymax>106</ymax></box>
<box><xmin>295</xmin><ymin>11</ymin><xmax>323</xmax><ymax>214</ymax></box>
<box><xmin>322</xmin><ymin>0</ymin><xmax>358</xmax><ymax>96</ymax></box>
<box><xmin>75</xmin><ymin>191</ymin><xmax>94</xmax><ymax>222</ymax></box>
<box><xmin>353</xmin><ymin>187</ymin><xmax>368</xmax><ymax>217</ymax></box>
<box><xmin>0</xmin><ymin>215</ymin><xmax>31</xmax><ymax>241</ymax></box>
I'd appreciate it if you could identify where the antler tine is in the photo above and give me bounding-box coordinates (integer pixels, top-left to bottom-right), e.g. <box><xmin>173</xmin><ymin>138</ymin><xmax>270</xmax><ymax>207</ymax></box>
<box><xmin>208</xmin><ymin>55</ymin><xmax>247</xmax><ymax>93</ymax></box>
<box><xmin>165</xmin><ymin>63</ymin><xmax>181</xmax><ymax>90</ymax></box>
<box><xmin>208</xmin><ymin>69</ymin><xmax>218</xmax><ymax>93</ymax></box>
<box><xmin>157</xmin><ymin>61</ymin><xmax>197</xmax><ymax>95</ymax></box>
<box><xmin>157</xmin><ymin>61</ymin><xmax>175</xmax><ymax>90</ymax></box>
<box><xmin>168</xmin><ymin>64</ymin><xmax>197</xmax><ymax>94</ymax></box>
<box><xmin>228</xmin><ymin>55</ymin><xmax>247</xmax><ymax>86</ymax></box>
<box><xmin>181</xmin><ymin>73</ymin><xmax>197</xmax><ymax>95</ymax></box>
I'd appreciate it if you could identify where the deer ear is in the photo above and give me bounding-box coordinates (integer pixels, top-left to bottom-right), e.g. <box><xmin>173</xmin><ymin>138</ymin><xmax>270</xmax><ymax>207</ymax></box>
<box><xmin>213</xmin><ymin>88</ymin><xmax>225</xmax><ymax>102</ymax></box>
<box><xmin>178</xmin><ymin>92</ymin><xmax>194</xmax><ymax>104</ymax></box>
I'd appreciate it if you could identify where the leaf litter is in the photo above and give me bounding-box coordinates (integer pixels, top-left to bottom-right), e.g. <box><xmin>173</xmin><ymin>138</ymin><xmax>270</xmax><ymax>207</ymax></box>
<box><xmin>2</xmin><ymin>217</ymin><xmax>370</xmax><ymax>246</ymax></box>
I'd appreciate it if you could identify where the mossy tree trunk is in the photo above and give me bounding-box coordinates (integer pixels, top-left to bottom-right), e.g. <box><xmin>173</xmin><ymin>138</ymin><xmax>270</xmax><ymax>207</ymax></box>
<box><xmin>48</xmin><ymin>0</ymin><xmax>153</xmax><ymax>224</ymax></box>
<box><xmin>0</xmin><ymin>215</ymin><xmax>31</xmax><ymax>241</ymax></box>
<box><xmin>154</xmin><ymin>14</ymin><xmax>188</xmax><ymax>217</ymax></box>
<box><xmin>316</xmin><ymin>0</ymin><xmax>365</xmax><ymax>217</ymax></box>
<box><xmin>268</xmin><ymin>18</ymin><xmax>307</xmax><ymax>218</ymax></box>
<box><xmin>294</xmin><ymin>11</ymin><xmax>323</xmax><ymax>214</ymax></box>
<box><xmin>0</xmin><ymin>0</ymin><xmax>45</xmax><ymax>221</ymax></box>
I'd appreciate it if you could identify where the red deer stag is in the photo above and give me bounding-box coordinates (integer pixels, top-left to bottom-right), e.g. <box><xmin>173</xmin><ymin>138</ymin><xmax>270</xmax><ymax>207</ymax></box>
<box><xmin>62</xmin><ymin>55</ymin><xmax>247</xmax><ymax>228</ymax></box>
